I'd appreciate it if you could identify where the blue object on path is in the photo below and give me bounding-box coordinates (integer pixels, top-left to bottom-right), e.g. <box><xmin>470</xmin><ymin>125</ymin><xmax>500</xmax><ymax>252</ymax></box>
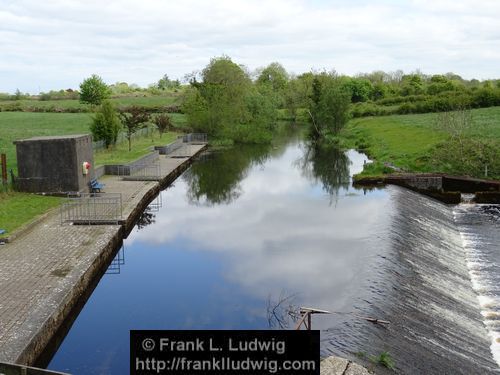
<box><xmin>90</xmin><ymin>179</ymin><xmax>105</xmax><ymax>193</ymax></box>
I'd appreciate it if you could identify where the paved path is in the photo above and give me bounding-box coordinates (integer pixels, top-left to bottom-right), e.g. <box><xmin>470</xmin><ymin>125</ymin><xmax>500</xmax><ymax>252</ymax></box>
<box><xmin>0</xmin><ymin>145</ymin><xmax>205</xmax><ymax>365</ymax></box>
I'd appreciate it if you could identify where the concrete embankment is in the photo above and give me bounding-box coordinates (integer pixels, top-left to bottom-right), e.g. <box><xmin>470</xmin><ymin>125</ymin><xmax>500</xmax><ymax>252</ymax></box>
<box><xmin>0</xmin><ymin>144</ymin><xmax>206</xmax><ymax>366</ymax></box>
<box><xmin>354</xmin><ymin>173</ymin><xmax>500</xmax><ymax>203</ymax></box>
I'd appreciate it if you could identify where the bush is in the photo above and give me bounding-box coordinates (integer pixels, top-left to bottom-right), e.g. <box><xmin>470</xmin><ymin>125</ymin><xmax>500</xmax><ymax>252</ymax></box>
<box><xmin>472</xmin><ymin>88</ymin><xmax>500</xmax><ymax>108</ymax></box>
<box><xmin>90</xmin><ymin>101</ymin><xmax>121</xmax><ymax>148</ymax></box>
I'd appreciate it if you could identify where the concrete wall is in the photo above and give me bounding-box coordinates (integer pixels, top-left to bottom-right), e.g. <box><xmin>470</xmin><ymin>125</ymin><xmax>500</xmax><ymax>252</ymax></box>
<box><xmin>94</xmin><ymin>166</ymin><xmax>105</xmax><ymax>179</ymax></box>
<box><xmin>104</xmin><ymin>151</ymin><xmax>159</xmax><ymax>175</ymax></box>
<box><xmin>443</xmin><ymin>176</ymin><xmax>500</xmax><ymax>193</ymax></box>
<box><xmin>154</xmin><ymin>139</ymin><xmax>183</xmax><ymax>155</ymax></box>
<box><xmin>14</xmin><ymin>135</ymin><xmax>94</xmax><ymax>193</ymax></box>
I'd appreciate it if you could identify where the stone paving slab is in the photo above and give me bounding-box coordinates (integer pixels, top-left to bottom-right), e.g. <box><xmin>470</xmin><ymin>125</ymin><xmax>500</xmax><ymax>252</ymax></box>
<box><xmin>320</xmin><ymin>356</ymin><xmax>373</xmax><ymax>375</ymax></box>
<box><xmin>0</xmin><ymin>144</ymin><xmax>206</xmax><ymax>365</ymax></box>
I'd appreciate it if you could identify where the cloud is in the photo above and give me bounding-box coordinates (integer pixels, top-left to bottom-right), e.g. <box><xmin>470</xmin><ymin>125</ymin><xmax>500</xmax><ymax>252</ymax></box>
<box><xmin>1</xmin><ymin>0</ymin><xmax>499</xmax><ymax>93</ymax></box>
<box><xmin>127</xmin><ymin>144</ymin><xmax>388</xmax><ymax>318</ymax></box>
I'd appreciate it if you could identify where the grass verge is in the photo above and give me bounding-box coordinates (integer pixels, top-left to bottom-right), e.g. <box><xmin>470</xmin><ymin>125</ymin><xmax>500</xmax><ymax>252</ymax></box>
<box><xmin>0</xmin><ymin>192</ymin><xmax>61</xmax><ymax>234</ymax></box>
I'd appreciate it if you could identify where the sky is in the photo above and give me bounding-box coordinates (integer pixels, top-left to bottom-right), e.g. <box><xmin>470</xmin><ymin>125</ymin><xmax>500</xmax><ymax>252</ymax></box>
<box><xmin>1</xmin><ymin>0</ymin><xmax>499</xmax><ymax>94</ymax></box>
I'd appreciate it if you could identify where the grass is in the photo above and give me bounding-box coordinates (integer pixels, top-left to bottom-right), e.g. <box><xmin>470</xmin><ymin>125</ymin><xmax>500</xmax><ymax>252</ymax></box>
<box><xmin>344</xmin><ymin>106</ymin><xmax>500</xmax><ymax>177</ymax></box>
<box><xmin>0</xmin><ymin>111</ymin><xmax>185</xmax><ymax>233</ymax></box>
<box><xmin>0</xmin><ymin>91</ymin><xmax>183</xmax><ymax>111</ymax></box>
<box><xmin>94</xmin><ymin>131</ymin><xmax>179</xmax><ymax>165</ymax></box>
<box><xmin>0</xmin><ymin>192</ymin><xmax>61</xmax><ymax>234</ymax></box>
<box><xmin>0</xmin><ymin>112</ymin><xmax>93</xmax><ymax>172</ymax></box>
<box><xmin>0</xmin><ymin>112</ymin><xmax>188</xmax><ymax>173</ymax></box>
<box><xmin>370</xmin><ymin>351</ymin><xmax>395</xmax><ymax>370</ymax></box>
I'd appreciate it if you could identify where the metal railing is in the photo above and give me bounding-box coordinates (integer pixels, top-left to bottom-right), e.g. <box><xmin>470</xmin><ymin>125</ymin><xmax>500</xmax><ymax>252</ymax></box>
<box><xmin>92</xmin><ymin>127</ymin><xmax>155</xmax><ymax>151</ymax></box>
<box><xmin>107</xmin><ymin>162</ymin><xmax>160</xmax><ymax>178</ymax></box>
<box><xmin>60</xmin><ymin>193</ymin><xmax>122</xmax><ymax>225</ymax></box>
<box><xmin>148</xmin><ymin>193</ymin><xmax>163</xmax><ymax>212</ymax></box>
<box><xmin>182</xmin><ymin>133</ymin><xmax>207</xmax><ymax>143</ymax></box>
<box><xmin>106</xmin><ymin>245</ymin><xmax>125</xmax><ymax>275</ymax></box>
<box><xmin>130</xmin><ymin>162</ymin><xmax>161</xmax><ymax>178</ymax></box>
<box><xmin>0</xmin><ymin>362</ymin><xmax>70</xmax><ymax>375</ymax></box>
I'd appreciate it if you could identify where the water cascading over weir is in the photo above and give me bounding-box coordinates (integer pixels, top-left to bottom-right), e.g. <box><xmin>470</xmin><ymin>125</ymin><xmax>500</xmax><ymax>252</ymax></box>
<box><xmin>323</xmin><ymin>186</ymin><xmax>500</xmax><ymax>374</ymax></box>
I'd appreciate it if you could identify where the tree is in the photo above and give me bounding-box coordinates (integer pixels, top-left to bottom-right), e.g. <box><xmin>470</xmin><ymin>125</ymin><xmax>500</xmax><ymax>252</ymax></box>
<box><xmin>119</xmin><ymin>106</ymin><xmax>150</xmax><ymax>151</ymax></box>
<box><xmin>256</xmin><ymin>63</ymin><xmax>289</xmax><ymax>109</ymax></box>
<box><xmin>284</xmin><ymin>79</ymin><xmax>302</xmax><ymax>123</ymax></box>
<box><xmin>157</xmin><ymin>74</ymin><xmax>180</xmax><ymax>90</ymax></box>
<box><xmin>79</xmin><ymin>74</ymin><xmax>110</xmax><ymax>106</ymax></box>
<box><xmin>14</xmin><ymin>89</ymin><xmax>23</xmax><ymax>100</ymax></box>
<box><xmin>256</xmin><ymin>62</ymin><xmax>289</xmax><ymax>92</ymax></box>
<box><xmin>183</xmin><ymin>56</ymin><xmax>276</xmax><ymax>142</ymax></box>
<box><xmin>308</xmin><ymin>73</ymin><xmax>352</xmax><ymax>140</ymax></box>
<box><xmin>90</xmin><ymin>101</ymin><xmax>121</xmax><ymax>148</ymax></box>
<box><xmin>432</xmin><ymin>108</ymin><xmax>500</xmax><ymax>178</ymax></box>
<box><xmin>153</xmin><ymin>113</ymin><xmax>172</xmax><ymax>138</ymax></box>
<box><xmin>400</xmin><ymin>74</ymin><xmax>425</xmax><ymax>96</ymax></box>
<box><xmin>182</xmin><ymin>56</ymin><xmax>287</xmax><ymax>143</ymax></box>
<box><xmin>342</xmin><ymin>77</ymin><xmax>373</xmax><ymax>103</ymax></box>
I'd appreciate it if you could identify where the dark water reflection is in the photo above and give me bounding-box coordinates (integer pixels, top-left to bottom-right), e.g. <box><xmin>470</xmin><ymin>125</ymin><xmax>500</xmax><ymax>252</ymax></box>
<box><xmin>48</xmin><ymin>136</ymin><xmax>397</xmax><ymax>374</ymax></box>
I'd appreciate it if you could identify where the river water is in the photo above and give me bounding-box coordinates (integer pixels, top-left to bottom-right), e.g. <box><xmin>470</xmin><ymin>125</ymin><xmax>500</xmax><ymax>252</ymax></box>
<box><xmin>47</xmin><ymin>134</ymin><xmax>500</xmax><ymax>374</ymax></box>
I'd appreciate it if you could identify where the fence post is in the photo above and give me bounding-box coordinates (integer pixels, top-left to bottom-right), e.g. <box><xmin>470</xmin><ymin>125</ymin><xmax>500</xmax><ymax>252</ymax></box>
<box><xmin>1</xmin><ymin>154</ymin><xmax>7</xmax><ymax>186</ymax></box>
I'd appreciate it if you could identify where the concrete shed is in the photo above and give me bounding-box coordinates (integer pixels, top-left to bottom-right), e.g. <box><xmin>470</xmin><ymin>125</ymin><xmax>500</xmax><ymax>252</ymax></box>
<box><xmin>14</xmin><ymin>134</ymin><xmax>95</xmax><ymax>193</ymax></box>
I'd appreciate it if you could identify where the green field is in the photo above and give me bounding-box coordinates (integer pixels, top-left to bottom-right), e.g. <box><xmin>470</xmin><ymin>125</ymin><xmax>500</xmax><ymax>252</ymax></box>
<box><xmin>345</xmin><ymin>106</ymin><xmax>500</xmax><ymax>177</ymax></box>
<box><xmin>0</xmin><ymin>112</ymin><xmax>93</xmax><ymax>172</ymax></box>
<box><xmin>0</xmin><ymin>112</ymin><xmax>187</xmax><ymax>173</ymax></box>
<box><xmin>0</xmin><ymin>91</ymin><xmax>182</xmax><ymax>112</ymax></box>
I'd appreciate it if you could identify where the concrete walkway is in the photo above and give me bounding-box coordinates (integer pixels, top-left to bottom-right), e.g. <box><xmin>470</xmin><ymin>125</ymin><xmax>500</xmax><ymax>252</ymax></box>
<box><xmin>0</xmin><ymin>145</ymin><xmax>205</xmax><ymax>365</ymax></box>
<box><xmin>321</xmin><ymin>356</ymin><xmax>373</xmax><ymax>374</ymax></box>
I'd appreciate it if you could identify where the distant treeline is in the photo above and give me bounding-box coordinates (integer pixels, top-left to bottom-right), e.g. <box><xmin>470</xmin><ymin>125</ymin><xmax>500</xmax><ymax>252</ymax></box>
<box><xmin>350</xmin><ymin>78</ymin><xmax>500</xmax><ymax>117</ymax></box>
<box><xmin>2</xmin><ymin>66</ymin><xmax>500</xmax><ymax>121</ymax></box>
<box><xmin>282</xmin><ymin>70</ymin><xmax>500</xmax><ymax>119</ymax></box>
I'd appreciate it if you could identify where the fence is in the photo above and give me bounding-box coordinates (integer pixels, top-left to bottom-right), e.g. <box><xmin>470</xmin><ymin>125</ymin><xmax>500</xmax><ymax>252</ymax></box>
<box><xmin>106</xmin><ymin>245</ymin><xmax>125</xmax><ymax>275</ymax></box>
<box><xmin>148</xmin><ymin>193</ymin><xmax>163</xmax><ymax>212</ymax></box>
<box><xmin>130</xmin><ymin>162</ymin><xmax>161</xmax><ymax>178</ymax></box>
<box><xmin>93</xmin><ymin>131</ymin><xmax>207</xmax><ymax>152</ymax></box>
<box><xmin>92</xmin><ymin>127</ymin><xmax>156</xmax><ymax>151</ymax></box>
<box><xmin>182</xmin><ymin>133</ymin><xmax>208</xmax><ymax>143</ymax></box>
<box><xmin>60</xmin><ymin>193</ymin><xmax>122</xmax><ymax>225</ymax></box>
<box><xmin>104</xmin><ymin>152</ymin><xmax>160</xmax><ymax>176</ymax></box>
<box><xmin>155</xmin><ymin>138</ymin><xmax>184</xmax><ymax>155</ymax></box>
<box><xmin>106</xmin><ymin>163</ymin><xmax>161</xmax><ymax>179</ymax></box>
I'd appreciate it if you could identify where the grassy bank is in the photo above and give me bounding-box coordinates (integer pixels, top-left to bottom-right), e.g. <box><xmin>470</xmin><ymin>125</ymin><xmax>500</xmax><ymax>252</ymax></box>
<box><xmin>344</xmin><ymin>106</ymin><xmax>500</xmax><ymax>178</ymax></box>
<box><xmin>0</xmin><ymin>192</ymin><xmax>61</xmax><ymax>234</ymax></box>
<box><xmin>94</xmin><ymin>131</ymin><xmax>179</xmax><ymax>165</ymax></box>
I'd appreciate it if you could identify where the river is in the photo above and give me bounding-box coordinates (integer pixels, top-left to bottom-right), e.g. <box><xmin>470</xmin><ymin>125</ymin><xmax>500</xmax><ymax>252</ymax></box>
<box><xmin>46</xmin><ymin>133</ymin><xmax>500</xmax><ymax>374</ymax></box>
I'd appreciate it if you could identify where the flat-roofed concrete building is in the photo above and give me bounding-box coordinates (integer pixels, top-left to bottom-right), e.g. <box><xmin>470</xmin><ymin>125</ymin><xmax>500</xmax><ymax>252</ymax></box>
<box><xmin>14</xmin><ymin>134</ymin><xmax>94</xmax><ymax>193</ymax></box>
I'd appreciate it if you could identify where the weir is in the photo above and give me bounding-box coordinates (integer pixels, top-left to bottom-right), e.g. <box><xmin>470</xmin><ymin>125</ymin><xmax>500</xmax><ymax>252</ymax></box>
<box><xmin>454</xmin><ymin>203</ymin><xmax>500</xmax><ymax>368</ymax></box>
<box><xmin>323</xmin><ymin>186</ymin><xmax>500</xmax><ymax>374</ymax></box>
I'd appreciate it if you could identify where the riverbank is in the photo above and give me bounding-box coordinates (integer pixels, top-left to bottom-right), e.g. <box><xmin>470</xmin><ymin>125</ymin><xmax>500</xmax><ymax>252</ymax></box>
<box><xmin>343</xmin><ymin>106</ymin><xmax>500</xmax><ymax>180</ymax></box>
<box><xmin>0</xmin><ymin>143</ymin><xmax>206</xmax><ymax>366</ymax></box>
